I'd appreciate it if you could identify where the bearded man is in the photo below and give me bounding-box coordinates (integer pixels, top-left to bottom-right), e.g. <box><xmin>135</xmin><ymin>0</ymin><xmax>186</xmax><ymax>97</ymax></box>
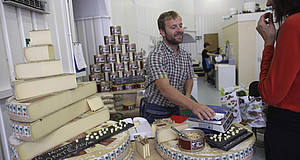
<box><xmin>142</xmin><ymin>11</ymin><xmax>215</xmax><ymax>123</ymax></box>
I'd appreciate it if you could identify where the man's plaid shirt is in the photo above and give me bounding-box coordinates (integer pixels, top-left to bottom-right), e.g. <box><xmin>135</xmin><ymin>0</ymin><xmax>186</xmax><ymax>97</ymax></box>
<box><xmin>144</xmin><ymin>41</ymin><xmax>194</xmax><ymax>107</ymax></box>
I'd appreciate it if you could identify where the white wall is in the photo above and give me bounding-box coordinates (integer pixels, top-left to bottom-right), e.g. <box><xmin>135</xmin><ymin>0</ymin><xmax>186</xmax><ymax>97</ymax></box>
<box><xmin>110</xmin><ymin>0</ymin><xmax>267</xmax><ymax>61</ymax></box>
<box><xmin>194</xmin><ymin>0</ymin><xmax>267</xmax><ymax>61</ymax></box>
<box><xmin>0</xmin><ymin>0</ymin><xmax>77</xmax><ymax>99</ymax></box>
<box><xmin>111</xmin><ymin>0</ymin><xmax>195</xmax><ymax>55</ymax></box>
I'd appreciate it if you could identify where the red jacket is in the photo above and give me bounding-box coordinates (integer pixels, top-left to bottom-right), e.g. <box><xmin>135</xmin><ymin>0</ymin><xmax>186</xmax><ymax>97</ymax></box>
<box><xmin>258</xmin><ymin>13</ymin><xmax>300</xmax><ymax>113</ymax></box>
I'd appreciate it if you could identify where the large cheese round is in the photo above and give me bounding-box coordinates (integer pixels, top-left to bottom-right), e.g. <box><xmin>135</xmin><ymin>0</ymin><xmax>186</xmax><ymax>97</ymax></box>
<box><xmin>155</xmin><ymin>123</ymin><xmax>255</xmax><ymax>160</ymax></box>
<box><xmin>66</xmin><ymin>130</ymin><xmax>131</xmax><ymax>160</ymax></box>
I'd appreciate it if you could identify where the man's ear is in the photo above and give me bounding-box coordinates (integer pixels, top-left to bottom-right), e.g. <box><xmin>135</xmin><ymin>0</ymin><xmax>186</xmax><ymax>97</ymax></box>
<box><xmin>159</xmin><ymin>29</ymin><xmax>165</xmax><ymax>37</ymax></box>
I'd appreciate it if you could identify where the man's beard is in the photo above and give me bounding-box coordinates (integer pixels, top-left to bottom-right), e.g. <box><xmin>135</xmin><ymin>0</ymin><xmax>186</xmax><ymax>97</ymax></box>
<box><xmin>165</xmin><ymin>32</ymin><xmax>183</xmax><ymax>45</ymax></box>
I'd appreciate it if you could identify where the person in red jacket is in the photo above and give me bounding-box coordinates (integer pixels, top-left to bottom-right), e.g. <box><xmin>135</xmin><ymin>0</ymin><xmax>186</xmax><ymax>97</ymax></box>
<box><xmin>256</xmin><ymin>0</ymin><xmax>300</xmax><ymax>159</ymax></box>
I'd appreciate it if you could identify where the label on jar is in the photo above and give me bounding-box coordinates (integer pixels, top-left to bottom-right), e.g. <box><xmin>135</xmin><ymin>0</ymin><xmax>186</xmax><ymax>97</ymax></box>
<box><xmin>107</xmin><ymin>54</ymin><xmax>116</xmax><ymax>63</ymax></box>
<box><xmin>121</xmin><ymin>54</ymin><xmax>130</xmax><ymax>62</ymax></box>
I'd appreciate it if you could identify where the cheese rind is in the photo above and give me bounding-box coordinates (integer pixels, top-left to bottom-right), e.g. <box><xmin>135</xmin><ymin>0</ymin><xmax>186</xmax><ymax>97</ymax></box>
<box><xmin>6</xmin><ymin>81</ymin><xmax>97</xmax><ymax>122</ymax></box>
<box><xmin>8</xmin><ymin>108</ymin><xmax>110</xmax><ymax>160</ymax></box>
<box><xmin>12</xmin><ymin>73</ymin><xmax>77</xmax><ymax>100</ymax></box>
<box><xmin>24</xmin><ymin>45</ymin><xmax>55</xmax><ymax>62</ymax></box>
<box><xmin>14</xmin><ymin>60</ymin><xmax>62</xmax><ymax>79</ymax></box>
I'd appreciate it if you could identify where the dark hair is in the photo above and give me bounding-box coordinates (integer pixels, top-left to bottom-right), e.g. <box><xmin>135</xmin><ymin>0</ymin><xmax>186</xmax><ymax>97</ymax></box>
<box><xmin>273</xmin><ymin>0</ymin><xmax>300</xmax><ymax>25</ymax></box>
<box><xmin>204</xmin><ymin>42</ymin><xmax>210</xmax><ymax>48</ymax></box>
<box><xmin>157</xmin><ymin>11</ymin><xmax>181</xmax><ymax>32</ymax></box>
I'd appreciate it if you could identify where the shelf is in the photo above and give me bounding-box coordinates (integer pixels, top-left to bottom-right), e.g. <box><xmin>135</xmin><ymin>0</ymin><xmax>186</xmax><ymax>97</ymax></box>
<box><xmin>2</xmin><ymin>0</ymin><xmax>49</xmax><ymax>14</ymax></box>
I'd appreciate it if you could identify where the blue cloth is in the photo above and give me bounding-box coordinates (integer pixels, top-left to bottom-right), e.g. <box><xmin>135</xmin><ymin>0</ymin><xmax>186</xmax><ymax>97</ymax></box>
<box><xmin>140</xmin><ymin>98</ymin><xmax>180</xmax><ymax>123</ymax></box>
<box><xmin>204</xmin><ymin>58</ymin><xmax>211</xmax><ymax>69</ymax></box>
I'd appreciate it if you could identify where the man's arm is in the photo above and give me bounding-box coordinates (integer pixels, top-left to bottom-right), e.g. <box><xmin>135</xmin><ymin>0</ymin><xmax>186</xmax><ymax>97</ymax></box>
<box><xmin>184</xmin><ymin>78</ymin><xmax>193</xmax><ymax>98</ymax></box>
<box><xmin>206</xmin><ymin>52</ymin><xmax>218</xmax><ymax>56</ymax></box>
<box><xmin>155</xmin><ymin>78</ymin><xmax>215</xmax><ymax>120</ymax></box>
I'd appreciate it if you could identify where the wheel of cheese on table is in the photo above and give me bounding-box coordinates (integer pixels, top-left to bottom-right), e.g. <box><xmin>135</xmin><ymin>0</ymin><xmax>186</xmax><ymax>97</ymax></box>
<box><xmin>66</xmin><ymin>129</ymin><xmax>132</xmax><ymax>160</ymax></box>
<box><xmin>155</xmin><ymin>123</ymin><xmax>255</xmax><ymax>160</ymax></box>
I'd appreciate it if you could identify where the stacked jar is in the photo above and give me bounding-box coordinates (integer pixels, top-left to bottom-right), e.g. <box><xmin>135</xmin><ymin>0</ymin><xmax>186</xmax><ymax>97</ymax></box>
<box><xmin>90</xmin><ymin>25</ymin><xmax>146</xmax><ymax>92</ymax></box>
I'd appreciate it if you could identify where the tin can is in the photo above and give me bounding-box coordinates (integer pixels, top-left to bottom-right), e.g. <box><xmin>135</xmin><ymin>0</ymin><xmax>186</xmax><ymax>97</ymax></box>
<box><xmin>99</xmin><ymin>45</ymin><xmax>110</xmax><ymax>55</ymax></box>
<box><xmin>129</xmin><ymin>61</ymin><xmax>138</xmax><ymax>70</ymax></box>
<box><xmin>90</xmin><ymin>64</ymin><xmax>101</xmax><ymax>74</ymax></box>
<box><xmin>118</xmin><ymin>35</ymin><xmax>129</xmax><ymax>44</ymax></box>
<box><xmin>89</xmin><ymin>73</ymin><xmax>103</xmax><ymax>83</ymax></box>
<box><xmin>123</xmin><ymin>102</ymin><xmax>135</xmax><ymax>110</ymax></box>
<box><xmin>120</xmin><ymin>53</ymin><xmax>130</xmax><ymax>62</ymax></box>
<box><xmin>178</xmin><ymin>128</ymin><xmax>205</xmax><ymax>152</ymax></box>
<box><xmin>124</xmin><ymin>83</ymin><xmax>135</xmax><ymax>90</ymax></box>
<box><xmin>112</xmin><ymin>44</ymin><xmax>122</xmax><ymax>54</ymax></box>
<box><xmin>123</xmin><ymin>70</ymin><xmax>132</xmax><ymax>77</ymax></box>
<box><xmin>115</xmin><ymin>63</ymin><xmax>124</xmax><ymax>71</ymax></box>
<box><xmin>102</xmin><ymin>63</ymin><xmax>111</xmax><ymax>72</ymax></box>
<box><xmin>112</xmin><ymin>84</ymin><xmax>123</xmax><ymax>91</ymax></box>
<box><xmin>136</xmin><ymin>69</ymin><xmax>145</xmax><ymax>76</ymax></box>
<box><xmin>125</xmin><ymin>43</ymin><xmax>136</xmax><ymax>52</ymax></box>
<box><xmin>104</xmin><ymin>35</ymin><xmax>115</xmax><ymax>45</ymax></box>
<box><xmin>134</xmin><ymin>52</ymin><xmax>143</xmax><ymax>61</ymax></box>
<box><xmin>110</xmin><ymin>26</ymin><xmax>121</xmax><ymax>36</ymax></box>
<box><xmin>136</xmin><ymin>82</ymin><xmax>145</xmax><ymax>88</ymax></box>
<box><xmin>110</xmin><ymin>71</ymin><xmax>119</xmax><ymax>81</ymax></box>
<box><xmin>106</xmin><ymin>54</ymin><xmax>116</xmax><ymax>63</ymax></box>
<box><xmin>94</xmin><ymin>55</ymin><xmax>106</xmax><ymax>64</ymax></box>
<box><xmin>100</xmin><ymin>81</ymin><xmax>110</xmax><ymax>92</ymax></box>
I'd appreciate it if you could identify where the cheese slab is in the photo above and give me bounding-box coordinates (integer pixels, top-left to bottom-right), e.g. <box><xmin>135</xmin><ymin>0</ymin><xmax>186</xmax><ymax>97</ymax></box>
<box><xmin>6</xmin><ymin>81</ymin><xmax>96</xmax><ymax>122</ymax></box>
<box><xmin>12</xmin><ymin>73</ymin><xmax>77</xmax><ymax>100</ymax></box>
<box><xmin>29</xmin><ymin>29</ymin><xmax>52</xmax><ymax>46</ymax></box>
<box><xmin>87</xmin><ymin>96</ymin><xmax>104</xmax><ymax>111</ymax></box>
<box><xmin>24</xmin><ymin>45</ymin><xmax>55</xmax><ymax>62</ymax></box>
<box><xmin>14</xmin><ymin>60</ymin><xmax>62</xmax><ymax>79</ymax></box>
<box><xmin>152</xmin><ymin>118</ymin><xmax>174</xmax><ymax>137</ymax></box>
<box><xmin>8</xmin><ymin>108</ymin><xmax>110</xmax><ymax>160</ymax></box>
<box><xmin>156</xmin><ymin>123</ymin><xmax>188</xmax><ymax>143</ymax></box>
<box><xmin>9</xmin><ymin>93</ymin><xmax>105</xmax><ymax>142</ymax></box>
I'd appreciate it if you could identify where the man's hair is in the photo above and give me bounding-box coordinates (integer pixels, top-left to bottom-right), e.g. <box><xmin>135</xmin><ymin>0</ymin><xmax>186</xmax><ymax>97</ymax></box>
<box><xmin>204</xmin><ymin>42</ymin><xmax>210</xmax><ymax>48</ymax></box>
<box><xmin>157</xmin><ymin>11</ymin><xmax>181</xmax><ymax>32</ymax></box>
<box><xmin>272</xmin><ymin>0</ymin><xmax>300</xmax><ymax>26</ymax></box>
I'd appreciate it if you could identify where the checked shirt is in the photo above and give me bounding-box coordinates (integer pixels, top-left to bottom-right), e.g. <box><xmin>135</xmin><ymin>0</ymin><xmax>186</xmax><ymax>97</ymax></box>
<box><xmin>144</xmin><ymin>41</ymin><xmax>194</xmax><ymax>107</ymax></box>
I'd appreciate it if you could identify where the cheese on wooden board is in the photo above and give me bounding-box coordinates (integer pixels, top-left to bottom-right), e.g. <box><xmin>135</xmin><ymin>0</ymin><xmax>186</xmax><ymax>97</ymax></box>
<box><xmin>12</xmin><ymin>73</ymin><xmax>77</xmax><ymax>100</ymax></box>
<box><xmin>24</xmin><ymin>45</ymin><xmax>55</xmax><ymax>62</ymax></box>
<box><xmin>6</xmin><ymin>81</ymin><xmax>96</xmax><ymax>122</ymax></box>
<box><xmin>29</xmin><ymin>30</ymin><xmax>52</xmax><ymax>46</ymax></box>
<box><xmin>9</xmin><ymin>92</ymin><xmax>105</xmax><ymax>142</ymax></box>
<box><xmin>8</xmin><ymin>107</ymin><xmax>110</xmax><ymax>160</ymax></box>
<box><xmin>14</xmin><ymin>60</ymin><xmax>62</xmax><ymax>79</ymax></box>
<box><xmin>156</xmin><ymin>123</ymin><xmax>188</xmax><ymax>143</ymax></box>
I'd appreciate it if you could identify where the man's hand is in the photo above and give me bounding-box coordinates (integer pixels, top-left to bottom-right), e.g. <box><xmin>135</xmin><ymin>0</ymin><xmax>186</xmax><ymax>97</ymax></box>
<box><xmin>191</xmin><ymin>104</ymin><xmax>215</xmax><ymax>120</ymax></box>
